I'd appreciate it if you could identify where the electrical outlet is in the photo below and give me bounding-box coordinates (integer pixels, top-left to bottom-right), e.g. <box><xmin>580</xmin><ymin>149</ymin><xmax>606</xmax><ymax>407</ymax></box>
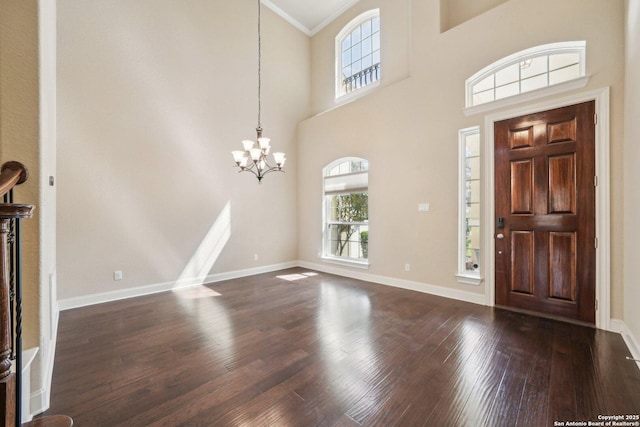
<box><xmin>114</xmin><ymin>270</ymin><xmax>123</xmax><ymax>281</ymax></box>
<box><xmin>404</xmin><ymin>263</ymin><xmax>411</xmax><ymax>272</ymax></box>
<box><xmin>253</xmin><ymin>254</ymin><xmax>259</xmax><ymax>261</ymax></box>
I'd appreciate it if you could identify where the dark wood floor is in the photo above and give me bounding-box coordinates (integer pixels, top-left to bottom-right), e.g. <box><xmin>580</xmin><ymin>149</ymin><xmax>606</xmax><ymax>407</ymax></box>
<box><xmin>44</xmin><ymin>268</ymin><xmax>640</xmax><ymax>426</ymax></box>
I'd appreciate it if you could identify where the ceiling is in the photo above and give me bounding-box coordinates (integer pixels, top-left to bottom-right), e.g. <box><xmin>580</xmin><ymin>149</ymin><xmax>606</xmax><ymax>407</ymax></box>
<box><xmin>262</xmin><ymin>0</ymin><xmax>360</xmax><ymax>36</ymax></box>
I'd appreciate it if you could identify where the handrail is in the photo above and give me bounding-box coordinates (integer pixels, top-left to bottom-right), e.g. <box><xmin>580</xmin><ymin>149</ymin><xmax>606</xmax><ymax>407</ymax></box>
<box><xmin>0</xmin><ymin>162</ymin><xmax>28</xmax><ymax>200</ymax></box>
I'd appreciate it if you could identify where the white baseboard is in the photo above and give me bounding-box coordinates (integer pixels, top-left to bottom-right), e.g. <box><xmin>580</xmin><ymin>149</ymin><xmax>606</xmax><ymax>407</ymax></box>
<box><xmin>30</xmin><ymin>297</ymin><xmax>60</xmax><ymax>418</ymax></box>
<box><xmin>29</xmin><ymin>388</ymin><xmax>47</xmax><ymax>420</ymax></box>
<box><xmin>297</xmin><ymin>261</ymin><xmax>487</xmax><ymax>306</ymax></box>
<box><xmin>59</xmin><ymin>260</ymin><xmax>486</xmax><ymax>312</ymax></box>
<box><xmin>15</xmin><ymin>347</ymin><xmax>39</xmax><ymax>422</ymax></box>
<box><xmin>610</xmin><ymin>318</ymin><xmax>640</xmax><ymax>370</ymax></box>
<box><xmin>58</xmin><ymin>262</ymin><xmax>298</xmax><ymax>311</ymax></box>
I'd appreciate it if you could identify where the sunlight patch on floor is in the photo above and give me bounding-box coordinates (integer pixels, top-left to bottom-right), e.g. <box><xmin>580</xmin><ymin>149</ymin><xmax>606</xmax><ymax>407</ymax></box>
<box><xmin>173</xmin><ymin>286</ymin><xmax>221</xmax><ymax>299</ymax></box>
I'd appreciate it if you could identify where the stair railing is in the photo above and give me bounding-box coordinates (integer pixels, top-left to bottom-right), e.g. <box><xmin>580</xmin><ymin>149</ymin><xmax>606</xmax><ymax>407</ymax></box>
<box><xmin>0</xmin><ymin>161</ymin><xmax>33</xmax><ymax>427</ymax></box>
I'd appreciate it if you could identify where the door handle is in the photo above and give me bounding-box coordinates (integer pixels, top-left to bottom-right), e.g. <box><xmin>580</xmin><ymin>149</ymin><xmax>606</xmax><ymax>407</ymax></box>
<box><xmin>496</xmin><ymin>233</ymin><xmax>505</xmax><ymax>239</ymax></box>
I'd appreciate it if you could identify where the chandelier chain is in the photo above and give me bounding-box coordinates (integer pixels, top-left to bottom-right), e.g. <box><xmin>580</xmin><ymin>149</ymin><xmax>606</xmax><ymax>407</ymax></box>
<box><xmin>257</xmin><ymin>0</ymin><xmax>262</xmax><ymax>129</ymax></box>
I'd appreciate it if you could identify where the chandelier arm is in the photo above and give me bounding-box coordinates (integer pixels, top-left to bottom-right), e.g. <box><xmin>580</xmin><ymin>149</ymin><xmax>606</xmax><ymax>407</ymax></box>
<box><xmin>261</xmin><ymin>167</ymin><xmax>285</xmax><ymax>177</ymax></box>
<box><xmin>236</xmin><ymin>165</ymin><xmax>259</xmax><ymax>178</ymax></box>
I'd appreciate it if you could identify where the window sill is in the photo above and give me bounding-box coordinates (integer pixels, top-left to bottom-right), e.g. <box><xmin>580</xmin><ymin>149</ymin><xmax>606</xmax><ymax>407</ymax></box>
<box><xmin>455</xmin><ymin>273</ymin><xmax>483</xmax><ymax>286</ymax></box>
<box><xmin>335</xmin><ymin>80</ymin><xmax>381</xmax><ymax>107</ymax></box>
<box><xmin>321</xmin><ymin>256</ymin><xmax>370</xmax><ymax>270</ymax></box>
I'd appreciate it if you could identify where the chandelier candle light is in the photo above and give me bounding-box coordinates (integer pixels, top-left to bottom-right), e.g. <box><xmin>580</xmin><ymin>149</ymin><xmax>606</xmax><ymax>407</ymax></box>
<box><xmin>231</xmin><ymin>0</ymin><xmax>286</xmax><ymax>183</ymax></box>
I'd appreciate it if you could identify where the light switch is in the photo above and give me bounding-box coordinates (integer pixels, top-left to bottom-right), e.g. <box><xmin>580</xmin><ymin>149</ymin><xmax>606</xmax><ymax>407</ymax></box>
<box><xmin>418</xmin><ymin>203</ymin><xmax>430</xmax><ymax>212</ymax></box>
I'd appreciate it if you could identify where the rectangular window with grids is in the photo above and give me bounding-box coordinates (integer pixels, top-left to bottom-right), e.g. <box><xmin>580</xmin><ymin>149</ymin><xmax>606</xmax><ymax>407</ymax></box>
<box><xmin>323</xmin><ymin>159</ymin><xmax>369</xmax><ymax>266</ymax></box>
<box><xmin>457</xmin><ymin>127</ymin><xmax>482</xmax><ymax>284</ymax></box>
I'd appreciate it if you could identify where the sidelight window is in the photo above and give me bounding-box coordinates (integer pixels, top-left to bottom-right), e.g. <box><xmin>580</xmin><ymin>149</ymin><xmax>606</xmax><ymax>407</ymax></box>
<box><xmin>323</xmin><ymin>158</ymin><xmax>369</xmax><ymax>266</ymax></box>
<box><xmin>457</xmin><ymin>127</ymin><xmax>481</xmax><ymax>284</ymax></box>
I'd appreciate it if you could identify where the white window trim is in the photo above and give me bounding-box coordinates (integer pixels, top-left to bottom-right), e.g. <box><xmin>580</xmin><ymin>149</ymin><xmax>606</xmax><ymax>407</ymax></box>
<box><xmin>456</xmin><ymin>126</ymin><xmax>482</xmax><ymax>286</ymax></box>
<box><xmin>333</xmin><ymin>80</ymin><xmax>381</xmax><ymax>107</ymax></box>
<box><xmin>322</xmin><ymin>157</ymin><xmax>370</xmax><ymax>268</ymax></box>
<box><xmin>464</xmin><ymin>41</ymin><xmax>588</xmax><ymax>115</ymax></box>
<box><xmin>321</xmin><ymin>255</ymin><xmax>370</xmax><ymax>269</ymax></box>
<box><xmin>456</xmin><ymin>273</ymin><xmax>483</xmax><ymax>286</ymax></box>
<box><xmin>464</xmin><ymin>76</ymin><xmax>590</xmax><ymax>116</ymax></box>
<box><xmin>335</xmin><ymin>8</ymin><xmax>381</xmax><ymax>101</ymax></box>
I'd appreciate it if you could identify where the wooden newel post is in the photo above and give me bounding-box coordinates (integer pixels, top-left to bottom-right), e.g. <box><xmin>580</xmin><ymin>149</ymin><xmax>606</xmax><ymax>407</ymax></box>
<box><xmin>0</xmin><ymin>205</ymin><xmax>33</xmax><ymax>427</ymax></box>
<box><xmin>0</xmin><ymin>218</ymin><xmax>15</xmax><ymax>427</ymax></box>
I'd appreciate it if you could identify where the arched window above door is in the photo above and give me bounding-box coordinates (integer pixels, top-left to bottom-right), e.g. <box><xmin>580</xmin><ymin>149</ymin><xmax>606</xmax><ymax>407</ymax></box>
<box><xmin>465</xmin><ymin>41</ymin><xmax>588</xmax><ymax>115</ymax></box>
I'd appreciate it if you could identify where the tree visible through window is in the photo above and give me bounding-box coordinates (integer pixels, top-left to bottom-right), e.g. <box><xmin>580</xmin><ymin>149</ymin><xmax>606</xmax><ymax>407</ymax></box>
<box><xmin>323</xmin><ymin>159</ymin><xmax>369</xmax><ymax>263</ymax></box>
<box><xmin>336</xmin><ymin>10</ymin><xmax>380</xmax><ymax>98</ymax></box>
<box><xmin>329</xmin><ymin>193</ymin><xmax>368</xmax><ymax>257</ymax></box>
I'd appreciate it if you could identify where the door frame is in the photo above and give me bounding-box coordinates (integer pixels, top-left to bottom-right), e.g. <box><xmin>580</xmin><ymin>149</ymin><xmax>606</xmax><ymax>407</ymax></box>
<box><xmin>483</xmin><ymin>87</ymin><xmax>611</xmax><ymax>330</ymax></box>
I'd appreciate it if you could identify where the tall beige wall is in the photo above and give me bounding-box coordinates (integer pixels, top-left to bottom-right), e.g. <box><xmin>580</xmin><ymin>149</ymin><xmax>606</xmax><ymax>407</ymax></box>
<box><xmin>57</xmin><ymin>0</ymin><xmax>309</xmax><ymax>299</ymax></box>
<box><xmin>624</xmin><ymin>0</ymin><xmax>640</xmax><ymax>347</ymax></box>
<box><xmin>0</xmin><ymin>0</ymin><xmax>41</xmax><ymax>349</ymax></box>
<box><xmin>299</xmin><ymin>0</ymin><xmax>626</xmax><ymax>316</ymax></box>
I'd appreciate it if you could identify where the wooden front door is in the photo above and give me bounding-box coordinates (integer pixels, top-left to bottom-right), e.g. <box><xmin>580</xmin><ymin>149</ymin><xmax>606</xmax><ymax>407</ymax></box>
<box><xmin>494</xmin><ymin>101</ymin><xmax>596</xmax><ymax>324</ymax></box>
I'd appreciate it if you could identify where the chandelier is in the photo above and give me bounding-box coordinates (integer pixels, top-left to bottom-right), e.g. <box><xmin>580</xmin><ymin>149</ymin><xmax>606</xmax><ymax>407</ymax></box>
<box><xmin>231</xmin><ymin>0</ymin><xmax>286</xmax><ymax>183</ymax></box>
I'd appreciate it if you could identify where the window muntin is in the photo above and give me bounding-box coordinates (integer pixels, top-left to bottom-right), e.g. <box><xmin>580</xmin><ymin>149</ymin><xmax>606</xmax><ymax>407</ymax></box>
<box><xmin>336</xmin><ymin>10</ymin><xmax>380</xmax><ymax>98</ymax></box>
<box><xmin>458</xmin><ymin>127</ymin><xmax>481</xmax><ymax>279</ymax></box>
<box><xmin>466</xmin><ymin>42</ymin><xmax>586</xmax><ymax>108</ymax></box>
<box><xmin>323</xmin><ymin>159</ymin><xmax>369</xmax><ymax>263</ymax></box>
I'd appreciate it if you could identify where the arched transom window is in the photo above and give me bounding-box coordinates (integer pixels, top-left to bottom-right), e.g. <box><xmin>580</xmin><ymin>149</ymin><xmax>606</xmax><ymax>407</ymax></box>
<box><xmin>336</xmin><ymin>9</ymin><xmax>381</xmax><ymax>98</ymax></box>
<box><xmin>466</xmin><ymin>41</ymin><xmax>586</xmax><ymax>108</ymax></box>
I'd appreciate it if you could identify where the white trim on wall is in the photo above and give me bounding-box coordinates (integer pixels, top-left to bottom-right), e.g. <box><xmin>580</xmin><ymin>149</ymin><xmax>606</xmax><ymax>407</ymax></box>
<box><xmin>610</xmin><ymin>319</ymin><xmax>640</xmax><ymax>370</ymax></box>
<box><xmin>59</xmin><ymin>260</ymin><xmax>486</xmax><ymax>313</ymax></box>
<box><xmin>298</xmin><ymin>261</ymin><xmax>486</xmax><ymax>306</ymax></box>
<box><xmin>58</xmin><ymin>262</ymin><xmax>298</xmax><ymax>311</ymax></box>
<box><xmin>464</xmin><ymin>76</ymin><xmax>590</xmax><ymax>117</ymax></box>
<box><xmin>482</xmin><ymin>87</ymin><xmax>611</xmax><ymax>331</ymax></box>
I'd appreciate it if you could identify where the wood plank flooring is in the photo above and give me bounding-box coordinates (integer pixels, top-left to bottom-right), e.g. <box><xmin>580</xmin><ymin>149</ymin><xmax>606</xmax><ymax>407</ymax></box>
<box><xmin>43</xmin><ymin>268</ymin><xmax>640</xmax><ymax>426</ymax></box>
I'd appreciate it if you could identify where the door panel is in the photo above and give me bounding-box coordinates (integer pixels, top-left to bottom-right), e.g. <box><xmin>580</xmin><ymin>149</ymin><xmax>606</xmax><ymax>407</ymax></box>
<box><xmin>495</xmin><ymin>101</ymin><xmax>596</xmax><ymax>323</ymax></box>
<box><xmin>511</xmin><ymin>160</ymin><xmax>534</xmax><ymax>214</ymax></box>
<box><xmin>548</xmin><ymin>154</ymin><xmax>576</xmax><ymax>214</ymax></box>
<box><xmin>510</xmin><ymin>231</ymin><xmax>534</xmax><ymax>295</ymax></box>
<box><xmin>548</xmin><ymin>231</ymin><xmax>576</xmax><ymax>301</ymax></box>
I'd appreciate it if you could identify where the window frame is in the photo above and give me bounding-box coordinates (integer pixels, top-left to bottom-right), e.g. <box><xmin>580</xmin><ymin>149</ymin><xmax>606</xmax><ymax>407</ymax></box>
<box><xmin>335</xmin><ymin>9</ymin><xmax>381</xmax><ymax>100</ymax></box>
<box><xmin>322</xmin><ymin>158</ymin><xmax>370</xmax><ymax>268</ymax></box>
<box><xmin>464</xmin><ymin>41</ymin><xmax>588</xmax><ymax>115</ymax></box>
<box><xmin>456</xmin><ymin>126</ymin><xmax>482</xmax><ymax>285</ymax></box>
